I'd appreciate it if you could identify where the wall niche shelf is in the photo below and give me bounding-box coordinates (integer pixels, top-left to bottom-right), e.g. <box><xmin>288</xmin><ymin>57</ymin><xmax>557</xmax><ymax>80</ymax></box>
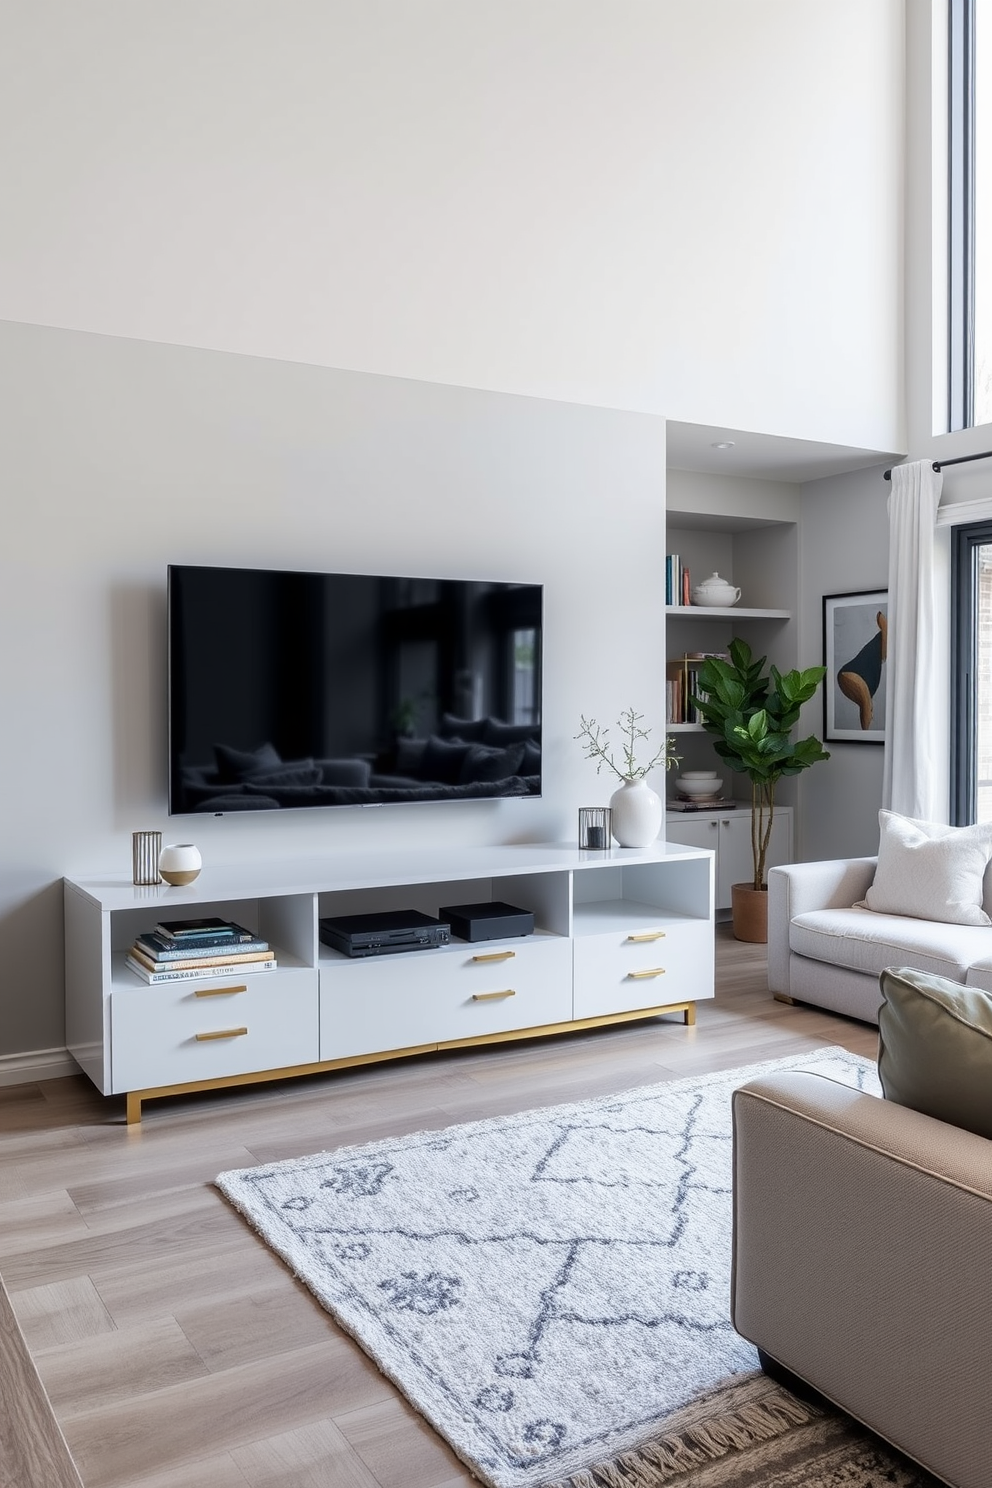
<box><xmin>665</xmin><ymin>606</ymin><xmax>791</xmax><ymax>620</ymax></box>
<box><xmin>664</xmin><ymin>504</ymin><xmax>800</xmax><ymax>816</ymax></box>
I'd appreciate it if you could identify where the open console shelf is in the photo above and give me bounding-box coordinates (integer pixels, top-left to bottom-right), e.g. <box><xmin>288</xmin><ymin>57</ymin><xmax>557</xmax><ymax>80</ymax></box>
<box><xmin>64</xmin><ymin>841</ymin><xmax>714</xmax><ymax>1123</ymax></box>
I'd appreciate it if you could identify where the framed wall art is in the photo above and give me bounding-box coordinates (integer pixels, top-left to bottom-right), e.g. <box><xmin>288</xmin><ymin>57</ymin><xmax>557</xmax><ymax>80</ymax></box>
<box><xmin>822</xmin><ymin>589</ymin><xmax>888</xmax><ymax>744</ymax></box>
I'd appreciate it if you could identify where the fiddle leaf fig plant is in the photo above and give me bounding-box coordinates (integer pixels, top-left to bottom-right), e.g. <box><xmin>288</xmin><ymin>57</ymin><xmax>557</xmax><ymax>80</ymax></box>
<box><xmin>692</xmin><ymin>639</ymin><xmax>830</xmax><ymax>890</ymax></box>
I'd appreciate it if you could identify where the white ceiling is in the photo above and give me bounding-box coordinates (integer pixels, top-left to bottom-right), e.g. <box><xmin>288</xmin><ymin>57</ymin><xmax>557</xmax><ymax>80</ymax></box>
<box><xmin>665</xmin><ymin>420</ymin><xmax>902</xmax><ymax>485</ymax></box>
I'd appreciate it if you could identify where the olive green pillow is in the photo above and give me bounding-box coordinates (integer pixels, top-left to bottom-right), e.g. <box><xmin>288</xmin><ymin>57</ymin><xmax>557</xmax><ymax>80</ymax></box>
<box><xmin>878</xmin><ymin>966</ymin><xmax>992</xmax><ymax>1140</ymax></box>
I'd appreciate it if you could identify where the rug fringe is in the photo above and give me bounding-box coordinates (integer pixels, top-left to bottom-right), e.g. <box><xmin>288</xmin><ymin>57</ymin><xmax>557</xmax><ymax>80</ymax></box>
<box><xmin>547</xmin><ymin>1388</ymin><xmax>820</xmax><ymax>1488</ymax></box>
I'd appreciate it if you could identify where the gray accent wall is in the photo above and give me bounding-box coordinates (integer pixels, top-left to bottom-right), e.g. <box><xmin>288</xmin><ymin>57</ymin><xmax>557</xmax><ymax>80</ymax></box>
<box><xmin>797</xmin><ymin>464</ymin><xmax>891</xmax><ymax>861</ymax></box>
<box><xmin>0</xmin><ymin>319</ymin><xmax>667</xmax><ymax>1059</ymax></box>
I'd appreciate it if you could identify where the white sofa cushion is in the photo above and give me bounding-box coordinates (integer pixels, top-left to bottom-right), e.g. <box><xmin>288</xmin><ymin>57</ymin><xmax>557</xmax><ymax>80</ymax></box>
<box><xmin>859</xmin><ymin>810</ymin><xmax>992</xmax><ymax>927</ymax></box>
<box><xmin>789</xmin><ymin>906</ymin><xmax>990</xmax><ymax>982</ymax></box>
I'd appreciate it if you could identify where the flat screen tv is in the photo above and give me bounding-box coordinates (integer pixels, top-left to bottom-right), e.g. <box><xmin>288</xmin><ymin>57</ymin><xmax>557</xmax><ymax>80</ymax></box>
<box><xmin>168</xmin><ymin>565</ymin><xmax>543</xmax><ymax>815</ymax></box>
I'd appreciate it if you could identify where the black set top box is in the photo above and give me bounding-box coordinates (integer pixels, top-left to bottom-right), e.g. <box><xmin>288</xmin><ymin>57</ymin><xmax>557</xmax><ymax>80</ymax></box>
<box><xmin>319</xmin><ymin>909</ymin><xmax>450</xmax><ymax>958</ymax></box>
<box><xmin>438</xmin><ymin>901</ymin><xmax>535</xmax><ymax>943</ymax></box>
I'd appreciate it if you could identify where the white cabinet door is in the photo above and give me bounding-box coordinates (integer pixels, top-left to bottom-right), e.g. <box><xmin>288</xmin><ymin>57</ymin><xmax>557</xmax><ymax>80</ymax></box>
<box><xmin>716</xmin><ymin>810</ymin><xmax>793</xmax><ymax>903</ymax></box>
<box><xmin>716</xmin><ymin>814</ymin><xmax>754</xmax><ymax>902</ymax></box>
<box><xmin>665</xmin><ymin>818</ymin><xmax>719</xmax><ymax>852</ymax></box>
<box><xmin>668</xmin><ymin>809</ymin><xmax>792</xmax><ymax>910</ymax></box>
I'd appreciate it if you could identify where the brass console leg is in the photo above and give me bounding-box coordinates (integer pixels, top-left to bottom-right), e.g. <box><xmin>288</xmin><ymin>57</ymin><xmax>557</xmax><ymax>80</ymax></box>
<box><xmin>684</xmin><ymin>1003</ymin><xmax>696</xmax><ymax>1026</ymax></box>
<box><xmin>126</xmin><ymin>1092</ymin><xmax>142</xmax><ymax>1125</ymax></box>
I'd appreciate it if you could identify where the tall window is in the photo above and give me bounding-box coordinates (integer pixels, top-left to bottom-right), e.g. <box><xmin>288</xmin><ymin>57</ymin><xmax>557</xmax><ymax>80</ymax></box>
<box><xmin>950</xmin><ymin>0</ymin><xmax>992</xmax><ymax>427</ymax></box>
<box><xmin>976</xmin><ymin>4</ymin><xmax>992</xmax><ymax>420</ymax></box>
<box><xmin>952</xmin><ymin>520</ymin><xmax>992</xmax><ymax>822</ymax></box>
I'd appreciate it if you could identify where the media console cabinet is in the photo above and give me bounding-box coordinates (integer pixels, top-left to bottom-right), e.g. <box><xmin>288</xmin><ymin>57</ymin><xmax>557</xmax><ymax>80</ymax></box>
<box><xmin>64</xmin><ymin>841</ymin><xmax>715</xmax><ymax>1123</ymax></box>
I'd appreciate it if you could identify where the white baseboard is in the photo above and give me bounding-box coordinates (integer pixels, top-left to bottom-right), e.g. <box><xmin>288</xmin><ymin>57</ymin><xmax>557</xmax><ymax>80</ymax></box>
<box><xmin>0</xmin><ymin>1048</ymin><xmax>80</xmax><ymax>1086</ymax></box>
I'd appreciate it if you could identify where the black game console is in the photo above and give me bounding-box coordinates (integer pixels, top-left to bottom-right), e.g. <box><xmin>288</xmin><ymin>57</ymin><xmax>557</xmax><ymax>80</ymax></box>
<box><xmin>319</xmin><ymin>908</ymin><xmax>450</xmax><ymax>958</ymax></box>
<box><xmin>438</xmin><ymin>901</ymin><xmax>535</xmax><ymax>943</ymax></box>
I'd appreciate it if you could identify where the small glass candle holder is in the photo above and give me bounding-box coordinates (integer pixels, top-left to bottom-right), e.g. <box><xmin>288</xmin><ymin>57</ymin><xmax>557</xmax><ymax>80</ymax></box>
<box><xmin>132</xmin><ymin>830</ymin><xmax>163</xmax><ymax>886</ymax></box>
<box><xmin>578</xmin><ymin>806</ymin><xmax>612</xmax><ymax>851</ymax></box>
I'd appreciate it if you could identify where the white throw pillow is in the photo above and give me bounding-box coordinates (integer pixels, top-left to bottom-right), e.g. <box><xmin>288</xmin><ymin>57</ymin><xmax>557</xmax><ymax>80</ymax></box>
<box><xmin>860</xmin><ymin>810</ymin><xmax>992</xmax><ymax>927</ymax></box>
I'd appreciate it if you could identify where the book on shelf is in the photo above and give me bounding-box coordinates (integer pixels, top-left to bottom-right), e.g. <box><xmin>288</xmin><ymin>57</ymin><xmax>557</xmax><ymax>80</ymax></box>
<box><xmin>152</xmin><ymin>930</ymin><xmax>249</xmax><ymax>950</ymax></box>
<box><xmin>128</xmin><ymin>944</ymin><xmax>274</xmax><ymax>973</ymax></box>
<box><xmin>665</xmin><ymin>555</ymin><xmax>692</xmax><ymax>608</ymax></box>
<box><xmin>665</xmin><ymin>652</ymin><xmax>729</xmax><ymax>724</ymax></box>
<box><xmin>667</xmin><ymin>797</ymin><xmax>737</xmax><ymax>812</ymax></box>
<box><xmin>154</xmin><ymin>916</ymin><xmax>255</xmax><ymax>942</ymax></box>
<box><xmin>665</xmin><ymin>656</ymin><xmax>702</xmax><ymax>724</ymax></box>
<box><xmin>136</xmin><ymin>930</ymin><xmax>270</xmax><ymax>961</ymax></box>
<box><xmin>125</xmin><ymin>955</ymin><xmax>278</xmax><ymax>984</ymax></box>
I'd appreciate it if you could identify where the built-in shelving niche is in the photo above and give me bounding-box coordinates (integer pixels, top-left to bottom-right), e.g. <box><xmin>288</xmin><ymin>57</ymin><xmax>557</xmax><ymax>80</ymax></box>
<box><xmin>664</xmin><ymin>509</ymin><xmax>799</xmax><ymax>807</ymax></box>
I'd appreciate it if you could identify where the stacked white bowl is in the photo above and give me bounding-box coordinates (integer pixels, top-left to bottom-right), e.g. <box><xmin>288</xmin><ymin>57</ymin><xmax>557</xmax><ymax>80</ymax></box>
<box><xmin>674</xmin><ymin>770</ymin><xmax>723</xmax><ymax>799</ymax></box>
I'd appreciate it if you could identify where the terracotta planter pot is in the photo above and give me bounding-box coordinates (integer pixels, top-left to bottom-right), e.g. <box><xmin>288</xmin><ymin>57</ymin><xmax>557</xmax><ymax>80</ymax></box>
<box><xmin>731</xmin><ymin>882</ymin><xmax>768</xmax><ymax>943</ymax></box>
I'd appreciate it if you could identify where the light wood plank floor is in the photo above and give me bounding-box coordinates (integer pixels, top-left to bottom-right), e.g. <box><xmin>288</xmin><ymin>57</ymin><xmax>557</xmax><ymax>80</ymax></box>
<box><xmin>1</xmin><ymin>930</ymin><xmax>878</xmax><ymax>1488</ymax></box>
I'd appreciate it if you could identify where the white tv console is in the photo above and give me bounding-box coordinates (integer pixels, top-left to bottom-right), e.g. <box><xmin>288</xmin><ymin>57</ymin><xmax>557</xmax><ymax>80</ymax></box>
<box><xmin>64</xmin><ymin>841</ymin><xmax>714</xmax><ymax>1123</ymax></box>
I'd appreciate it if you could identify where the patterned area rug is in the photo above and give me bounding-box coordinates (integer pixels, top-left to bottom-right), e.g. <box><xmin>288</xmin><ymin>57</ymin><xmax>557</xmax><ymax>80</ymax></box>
<box><xmin>216</xmin><ymin>1048</ymin><xmax>933</xmax><ymax>1488</ymax></box>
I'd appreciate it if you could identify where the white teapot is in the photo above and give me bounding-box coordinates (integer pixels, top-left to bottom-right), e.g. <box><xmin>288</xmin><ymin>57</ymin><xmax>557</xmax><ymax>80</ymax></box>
<box><xmin>691</xmin><ymin>572</ymin><xmax>741</xmax><ymax>608</ymax></box>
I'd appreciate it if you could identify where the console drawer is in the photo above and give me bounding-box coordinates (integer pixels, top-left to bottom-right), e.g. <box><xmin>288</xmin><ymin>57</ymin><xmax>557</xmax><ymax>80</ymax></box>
<box><xmin>109</xmin><ymin>968</ymin><xmax>319</xmax><ymax>1092</ymax></box>
<box><xmin>320</xmin><ymin>935</ymin><xmax>572</xmax><ymax>1060</ymax></box>
<box><xmin>572</xmin><ymin>919</ymin><xmax>712</xmax><ymax>1020</ymax></box>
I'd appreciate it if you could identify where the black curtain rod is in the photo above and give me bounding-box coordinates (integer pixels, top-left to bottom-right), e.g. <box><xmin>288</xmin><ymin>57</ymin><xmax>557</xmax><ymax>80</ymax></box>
<box><xmin>883</xmin><ymin>448</ymin><xmax>992</xmax><ymax>479</ymax></box>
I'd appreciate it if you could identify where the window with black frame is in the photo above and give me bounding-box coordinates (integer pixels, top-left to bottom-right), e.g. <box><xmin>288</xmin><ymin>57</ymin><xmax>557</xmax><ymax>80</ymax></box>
<box><xmin>949</xmin><ymin>0</ymin><xmax>992</xmax><ymax>429</ymax></box>
<box><xmin>952</xmin><ymin>520</ymin><xmax>992</xmax><ymax>822</ymax></box>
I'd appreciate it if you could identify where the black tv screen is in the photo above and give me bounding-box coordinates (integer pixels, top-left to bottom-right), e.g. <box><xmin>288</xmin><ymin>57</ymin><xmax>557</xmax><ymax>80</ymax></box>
<box><xmin>168</xmin><ymin>565</ymin><xmax>543</xmax><ymax>814</ymax></box>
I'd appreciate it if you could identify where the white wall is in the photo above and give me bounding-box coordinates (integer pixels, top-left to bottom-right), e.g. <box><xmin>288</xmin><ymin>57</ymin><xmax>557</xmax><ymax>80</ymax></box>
<box><xmin>0</xmin><ymin>320</ymin><xmax>667</xmax><ymax>1057</ymax></box>
<box><xmin>0</xmin><ymin>4</ymin><xmax>912</xmax><ymax>1062</ymax></box>
<box><xmin>0</xmin><ymin>0</ymin><xmax>904</xmax><ymax>451</ymax></box>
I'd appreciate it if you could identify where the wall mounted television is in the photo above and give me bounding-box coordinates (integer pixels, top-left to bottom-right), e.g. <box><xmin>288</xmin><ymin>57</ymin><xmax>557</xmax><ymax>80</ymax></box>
<box><xmin>168</xmin><ymin>565</ymin><xmax>543</xmax><ymax>815</ymax></box>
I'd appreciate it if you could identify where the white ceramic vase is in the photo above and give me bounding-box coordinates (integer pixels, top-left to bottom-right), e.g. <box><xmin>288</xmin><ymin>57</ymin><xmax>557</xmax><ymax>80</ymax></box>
<box><xmin>609</xmin><ymin>778</ymin><xmax>663</xmax><ymax>847</ymax></box>
<box><xmin>159</xmin><ymin>843</ymin><xmax>202</xmax><ymax>886</ymax></box>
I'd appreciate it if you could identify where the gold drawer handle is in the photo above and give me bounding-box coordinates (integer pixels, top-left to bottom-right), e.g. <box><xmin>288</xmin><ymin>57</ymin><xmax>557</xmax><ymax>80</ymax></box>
<box><xmin>626</xmin><ymin>968</ymin><xmax>666</xmax><ymax>980</ymax></box>
<box><xmin>627</xmin><ymin>931</ymin><xmax>665</xmax><ymax>942</ymax></box>
<box><xmin>472</xmin><ymin>950</ymin><xmax>517</xmax><ymax>963</ymax></box>
<box><xmin>472</xmin><ymin>989</ymin><xmax>517</xmax><ymax>1001</ymax></box>
<box><xmin>195</xmin><ymin>1026</ymin><xmax>249</xmax><ymax>1041</ymax></box>
<box><xmin>194</xmin><ymin>984</ymin><xmax>247</xmax><ymax>998</ymax></box>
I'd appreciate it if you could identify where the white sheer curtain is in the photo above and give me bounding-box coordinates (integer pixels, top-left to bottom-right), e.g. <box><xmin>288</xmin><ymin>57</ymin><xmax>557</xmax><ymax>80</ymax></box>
<box><xmin>881</xmin><ymin>459</ymin><xmax>944</xmax><ymax>819</ymax></box>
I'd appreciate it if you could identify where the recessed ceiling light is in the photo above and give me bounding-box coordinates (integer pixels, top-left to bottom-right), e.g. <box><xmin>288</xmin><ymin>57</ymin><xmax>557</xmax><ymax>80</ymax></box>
<box><xmin>711</xmin><ymin>441</ymin><xmax>736</xmax><ymax>450</ymax></box>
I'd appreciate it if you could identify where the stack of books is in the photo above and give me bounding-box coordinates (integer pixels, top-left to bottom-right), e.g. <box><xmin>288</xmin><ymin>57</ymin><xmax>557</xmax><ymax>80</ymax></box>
<box><xmin>665</xmin><ymin>652</ymin><xmax>729</xmax><ymax>724</ymax></box>
<box><xmin>667</xmin><ymin>796</ymin><xmax>736</xmax><ymax>812</ymax></box>
<box><xmin>665</xmin><ymin>554</ymin><xmax>690</xmax><ymax>607</ymax></box>
<box><xmin>125</xmin><ymin>916</ymin><xmax>277</xmax><ymax>984</ymax></box>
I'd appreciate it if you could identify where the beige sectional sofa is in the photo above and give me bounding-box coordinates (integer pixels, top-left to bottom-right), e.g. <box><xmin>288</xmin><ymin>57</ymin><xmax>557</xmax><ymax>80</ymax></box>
<box><xmin>767</xmin><ymin>855</ymin><xmax>992</xmax><ymax>1023</ymax></box>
